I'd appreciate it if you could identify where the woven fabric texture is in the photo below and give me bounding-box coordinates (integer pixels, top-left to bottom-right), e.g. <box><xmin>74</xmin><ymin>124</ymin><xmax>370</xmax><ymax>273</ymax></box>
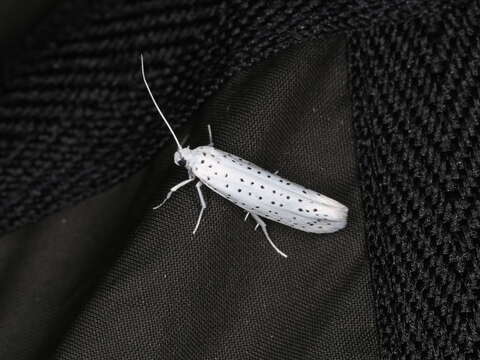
<box><xmin>350</xmin><ymin>1</ymin><xmax>480</xmax><ymax>358</ymax></box>
<box><xmin>0</xmin><ymin>0</ymin><xmax>457</xmax><ymax>235</ymax></box>
<box><xmin>1</xmin><ymin>0</ymin><xmax>480</xmax><ymax>359</ymax></box>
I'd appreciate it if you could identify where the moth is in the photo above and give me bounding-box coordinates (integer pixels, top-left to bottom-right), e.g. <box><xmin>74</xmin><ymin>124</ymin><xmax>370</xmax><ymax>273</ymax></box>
<box><xmin>141</xmin><ymin>55</ymin><xmax>348</xmax><ymax>258</ymax></box>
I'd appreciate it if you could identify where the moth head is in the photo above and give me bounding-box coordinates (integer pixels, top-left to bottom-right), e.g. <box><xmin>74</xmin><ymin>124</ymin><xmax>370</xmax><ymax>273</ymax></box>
<box><xmin>174</xmin><ymin>147</ymin><xmax>191</xmax><ymax>167</ymax></box>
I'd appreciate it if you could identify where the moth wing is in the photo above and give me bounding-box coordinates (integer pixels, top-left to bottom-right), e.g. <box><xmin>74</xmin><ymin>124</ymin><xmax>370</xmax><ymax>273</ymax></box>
<box><xmin>190</xmin><ymin>146</ymin><xmax>348</xmax><ymax>234</ymax></box>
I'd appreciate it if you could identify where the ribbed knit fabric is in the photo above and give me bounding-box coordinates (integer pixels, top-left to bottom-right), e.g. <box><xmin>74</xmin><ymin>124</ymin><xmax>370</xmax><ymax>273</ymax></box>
<box><xmin>0</xmin><ymin>0</ymin><xmax>457</xmax><ymax>235</ymax></box>
<box><xmin>350</xmin><ymin>1</ymin><xmax>480</xmax><ymax>358</ymax></box>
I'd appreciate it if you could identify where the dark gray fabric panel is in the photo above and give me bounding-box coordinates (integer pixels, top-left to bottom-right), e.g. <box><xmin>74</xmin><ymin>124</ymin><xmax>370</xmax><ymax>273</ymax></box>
<box><xmin>0</xmin><ymin>152</ymin><xmax>173</xmax><ymax>359</ymax></box>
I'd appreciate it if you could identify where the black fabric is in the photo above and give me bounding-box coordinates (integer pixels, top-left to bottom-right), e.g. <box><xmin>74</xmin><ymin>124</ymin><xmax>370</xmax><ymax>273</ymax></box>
<box><xmin>0</xmin><ymin>0</ymin><xmax>60</xmax><ymax>51</ymax></box>
<box><xmin>350</xmin><ymin>1</ymin><xmax>480</xmax><ymax>359</ymax></box>
<box><xmin>0</xmin><ymin>0</ymin><xmax>459</xmax><ymax>236</ymax></box>
<box><xmin>1</xmin><ymin>36</ymin><xmax>380</xmax><ymax>359</ymax></box>
<box><xmin>0</xmin><ymin>157</ymin><xmax>170</xmax><ymax>358</ymax></box>
<box><xmin>3</xmin><ymin>0</ymin><xmax>480</xmax><ymax>359</ymax></box>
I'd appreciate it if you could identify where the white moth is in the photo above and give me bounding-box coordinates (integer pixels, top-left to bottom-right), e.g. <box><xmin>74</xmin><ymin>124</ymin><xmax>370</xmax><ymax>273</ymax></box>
<box><xmin>141</xmin><ymin>55</ymin><xmax>348</xmax><ymax>258</ymax></box>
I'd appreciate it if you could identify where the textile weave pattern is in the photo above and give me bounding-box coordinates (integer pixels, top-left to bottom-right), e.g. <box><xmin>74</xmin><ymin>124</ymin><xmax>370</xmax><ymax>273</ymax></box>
<box><xmin>0</xmin><ymin>0</ymin><xmax>457</xmax><ymax>235</ymax></box>
<box><xmin>350</xmin><ymin>1</ymin><xmax>480</xmax><ymax>358</ymax></box>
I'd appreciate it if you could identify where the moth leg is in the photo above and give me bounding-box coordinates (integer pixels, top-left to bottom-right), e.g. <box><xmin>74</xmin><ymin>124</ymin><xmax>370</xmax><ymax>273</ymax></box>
<box><xmin>180</xmin><ymin>133</ymin><xmax>190</xmax><ymax>147</ymax></box>
<box><xmin>244</xmin><ymin>212</ymin><xmax>260</xmax><ymax>229</ymax></box>
<box><xmin>244</xmin><ymin>212</ymin><xmax>259</xmax><ymax>228</ymax></box>
<box><xmin>250</xmin><ymin>214</ymin><xmax>288</xmax><ymax>258</ymax></box>
<box><xmin>244</xmin><ymin>213</ymin><xmax>260</xmax><ymax>230</ymax></box>
<box><xmin>193</xmin><ymin>182</ymin><xmax>207</xmax><ymax>234</ymax></box>
<box><xmin>153</xmin><ymin>177</ymin><xmax>195</xmax><ymax>210</ymax></box>
<box><xmin>207</xmin><ymin>124</ymin><xmax>214</xmax><ymax>146</ymax></box>
<box><xmin>246</xmin><ymin>215</ymin><xmax>260</xmax><ymax>230</ymax></box>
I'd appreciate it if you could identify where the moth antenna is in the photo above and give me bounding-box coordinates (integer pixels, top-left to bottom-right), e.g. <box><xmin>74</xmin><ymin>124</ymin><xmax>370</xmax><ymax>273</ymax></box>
<box><xmin>140</xmin><ymin>54</ymin><xmax>182</xmax><ymax>149</ymax></box>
